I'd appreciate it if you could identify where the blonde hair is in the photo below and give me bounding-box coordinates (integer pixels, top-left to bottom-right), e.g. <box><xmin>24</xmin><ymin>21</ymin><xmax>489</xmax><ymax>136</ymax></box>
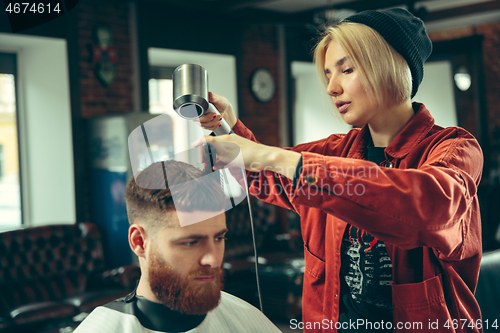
<box><xmin>314</xmin><ymin>22</ymin><xmax>412</xmax><ymax>107</ymax></box>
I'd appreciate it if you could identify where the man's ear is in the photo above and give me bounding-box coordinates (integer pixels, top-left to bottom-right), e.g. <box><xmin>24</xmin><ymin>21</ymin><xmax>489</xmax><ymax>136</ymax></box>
<box><xmin>129</xmin><ymin>224</ymin><xmax>148</xmax><ymax>258</ymax></box>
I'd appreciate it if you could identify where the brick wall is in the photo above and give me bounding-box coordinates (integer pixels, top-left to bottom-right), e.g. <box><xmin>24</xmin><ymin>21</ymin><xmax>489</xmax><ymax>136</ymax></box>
<box><xmin>430</xmin><ymin>23</ymin><xmax>500</xmax><ymax>251</ymax></box>
<box><xmin>477</xmin><ymin>23</ymin><xmax>500</xmax><ymax>147</ymax></box>
<box><xmin>77</xmin><ymin>0</ymin><xmax>133</xmax><ymax>118</ymax></box>
<box><xmin>239</xmin><ymin>24</ymin><xmax>282</xmax><ymax>147</ymax></box>
<box><xmin>239</xmin><ymin>24</ymin><xmax>295</xmax><ymax>232</ymax></box>
<box><xmin>429</xmin><ymin>23</ymin><xmax>500</xmax><ymax>148</ymax></box>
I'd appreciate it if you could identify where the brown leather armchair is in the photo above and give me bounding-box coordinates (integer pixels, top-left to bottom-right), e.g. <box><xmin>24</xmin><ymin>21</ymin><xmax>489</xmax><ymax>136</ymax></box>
<box><xmin>0</xmin><ymin>222</ymin><xmax>140</xmax><ymax>333</ymax></box>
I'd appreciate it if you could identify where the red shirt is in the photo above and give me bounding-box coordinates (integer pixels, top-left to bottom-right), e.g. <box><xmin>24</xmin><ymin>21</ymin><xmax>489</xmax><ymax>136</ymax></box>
<box><xmin>233</xmin><ymin>103</ymin><xmax>483</xmax><ymax>332</ymax></box>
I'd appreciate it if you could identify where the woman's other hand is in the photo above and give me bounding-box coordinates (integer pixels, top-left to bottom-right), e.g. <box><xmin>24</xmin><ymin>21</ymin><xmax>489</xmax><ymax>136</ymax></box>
<box><xmin>192</xmin><ymin>134</ymin><xmax>301</xmax><ymax>179</ymax></box>
<box><xmin>197</xmin><ymin>92</ymin><xmax>237</xmax><ymax>131</ymax></box>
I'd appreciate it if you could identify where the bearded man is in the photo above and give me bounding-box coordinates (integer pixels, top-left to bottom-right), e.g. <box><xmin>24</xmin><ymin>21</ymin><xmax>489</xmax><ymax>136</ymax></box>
<box><xmin>74</xmin><ymin>160</ymin><xmax>280</xmax><ymax>333</ymax></box>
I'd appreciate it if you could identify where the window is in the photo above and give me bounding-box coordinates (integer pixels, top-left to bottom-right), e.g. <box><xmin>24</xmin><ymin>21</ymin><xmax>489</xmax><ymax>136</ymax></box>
<box><xmin>0</xmin><ymin>53</ymin><xmax>22</xmax><ymax>229</ymax></box>
<box><xmin>0</xmin><ymin>145</ymin><xmax>4</xmax><ymax>179</ymax></box>
<box><xmin>291</xmin><ymin>61</ymin><xmax>351</xmax><ymax>145</ymax></box>
<box><xmin>148</xmin><ymin>66</ymin><xmax>189</xmax><ymax>156</ymax></box>
<box><xmin>0</xmin><ymin>34</ymin><xmax>75</xmax><ymax>227</ymax></box>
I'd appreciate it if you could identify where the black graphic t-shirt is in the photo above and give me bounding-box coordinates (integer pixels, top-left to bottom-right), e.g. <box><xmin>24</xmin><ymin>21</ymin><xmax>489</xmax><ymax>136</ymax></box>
<box><xmin>339</xmin><ymin>145</ymin><xmax>393</xmax><ymax>331</ymax></box>
<box><xmin>341</xmin><ymin>225</ymin><xmax>393</xmax><ymax>309</ymax></box>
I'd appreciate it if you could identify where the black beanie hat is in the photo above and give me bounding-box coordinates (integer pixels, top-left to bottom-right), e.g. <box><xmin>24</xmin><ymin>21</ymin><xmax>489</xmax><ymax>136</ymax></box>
<box><xmin>344</xmin><ymin>8</ymin><xmax>432</xmax><ymax>98</ymax></box>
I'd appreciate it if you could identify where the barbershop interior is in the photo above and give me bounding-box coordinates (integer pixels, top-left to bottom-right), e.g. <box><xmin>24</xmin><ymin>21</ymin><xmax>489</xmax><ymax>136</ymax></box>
<box><xmin>1</xmin><ymin>0</ymin><xmax>500</xmax><ymax>332</ymax></box>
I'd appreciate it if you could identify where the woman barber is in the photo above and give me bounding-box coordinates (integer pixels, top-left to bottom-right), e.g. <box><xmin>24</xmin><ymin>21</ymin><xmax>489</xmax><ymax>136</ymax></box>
<box><xmin>194</xmin><ymin>8</ymin><xmax>483</xmax><ymax>333</ymax></box>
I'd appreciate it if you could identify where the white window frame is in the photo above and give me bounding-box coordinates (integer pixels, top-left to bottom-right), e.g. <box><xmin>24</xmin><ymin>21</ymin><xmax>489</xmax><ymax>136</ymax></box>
<box><xmin>0</xmin><ymin>33</ymin><xmax>75</xmax><ymax>227</ymax></box>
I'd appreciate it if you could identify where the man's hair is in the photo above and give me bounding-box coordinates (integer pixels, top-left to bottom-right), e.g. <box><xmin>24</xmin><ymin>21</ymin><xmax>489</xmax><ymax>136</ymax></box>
<box><xmin>313</xmin><ymin>22</ymin><xmax>412</xmax><ymax>107</ymax></box>
<box><xmin>125</xmin><ymin>160</ymin><xmax>225</xmax><ymax>229</ymax></box>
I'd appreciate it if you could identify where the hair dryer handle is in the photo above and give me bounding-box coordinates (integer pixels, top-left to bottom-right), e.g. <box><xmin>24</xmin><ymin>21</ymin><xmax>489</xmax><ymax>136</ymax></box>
<box><xmin>207</xmin><ymin>103</ymin><xmax>234</xmax><ymax>136</ymax></box>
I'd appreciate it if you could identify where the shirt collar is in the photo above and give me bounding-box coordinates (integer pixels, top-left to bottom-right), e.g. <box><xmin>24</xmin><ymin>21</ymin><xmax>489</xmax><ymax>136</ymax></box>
<box><xmin>385</xmin><ymin>102</ymin><xmax>435</xmax><ymax>159</ymax></box>
<box><xmin>348</xmin><ymin>102</ymin><xmax>435</xmax><ymax>160</ymax></box>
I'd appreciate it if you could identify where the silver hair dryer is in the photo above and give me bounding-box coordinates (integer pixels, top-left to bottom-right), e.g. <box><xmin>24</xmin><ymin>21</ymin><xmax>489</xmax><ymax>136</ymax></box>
<box><xmin>172</xmin><ymin>64</ymin><xmax>233</xmax><ymax>136</ymax></box>
<box><xmin>173</xmin><ymin>65</ymin><xmax>263</xmax><ymax>312</ymax></box>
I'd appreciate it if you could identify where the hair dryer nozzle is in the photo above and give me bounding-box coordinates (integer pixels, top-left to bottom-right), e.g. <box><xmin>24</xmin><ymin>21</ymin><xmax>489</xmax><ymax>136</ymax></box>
<box><xmin>175</xmin><ymin>103</ymin><xmax>205</xmax><ymax>119</ymax></box>
<box><xmin>172</xmin><ymin>63</ymin><xmax>233</xmax><ymax>135</ymax></box>
<box><xmin>172</xmin><ymin>64</ymin><xmax>209</xmax><ymax>119</ymax></box>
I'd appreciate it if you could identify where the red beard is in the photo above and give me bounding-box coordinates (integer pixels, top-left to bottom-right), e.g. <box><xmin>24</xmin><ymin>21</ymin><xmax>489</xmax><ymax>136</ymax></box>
<box><xmin>148</xmin><ymin>247</ymin><xmax>224</xmax><ymax>315</ymax></box>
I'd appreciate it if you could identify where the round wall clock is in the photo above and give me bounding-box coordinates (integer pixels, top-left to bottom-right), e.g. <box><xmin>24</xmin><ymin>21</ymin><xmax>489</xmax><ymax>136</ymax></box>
<box><xmin>250</xmin><ymin>68</ymin><xmax>275</xmax><ymax>103</ymax></box>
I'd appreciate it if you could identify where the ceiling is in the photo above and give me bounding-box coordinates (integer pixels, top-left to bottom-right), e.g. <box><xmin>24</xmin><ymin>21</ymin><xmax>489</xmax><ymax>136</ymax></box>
<box><xmin>148</xmin><ymin>0</ymin><xmax>500</xmax><ymax>32</ymax></box>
